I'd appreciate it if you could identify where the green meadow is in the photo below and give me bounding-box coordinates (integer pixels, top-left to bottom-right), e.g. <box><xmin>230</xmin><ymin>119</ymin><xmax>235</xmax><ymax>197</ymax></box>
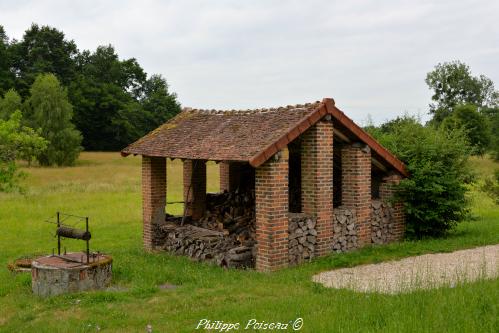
<box><xmin>0</xmin><ymin>152</ymin><xmax>497</xmax><ymax>332</ymax></box>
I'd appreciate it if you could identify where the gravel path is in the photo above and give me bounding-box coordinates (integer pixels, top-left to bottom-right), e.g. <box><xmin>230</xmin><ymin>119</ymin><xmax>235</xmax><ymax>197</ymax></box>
<box><xmin>313</xmin><ymin>245</ymin><xmax>499</xmax><ymax>294</ymax></box>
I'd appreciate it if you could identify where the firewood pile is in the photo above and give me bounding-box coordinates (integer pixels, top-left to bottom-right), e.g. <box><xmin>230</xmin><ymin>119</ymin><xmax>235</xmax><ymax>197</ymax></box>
<box><xmin>371</xmin><ymin>200</ymin><xmax>395</xmax><ymax>244</ymax></box>
<box><xmin>155</xmin><ymin>221</ymin><xmax>253</xmax><ymax>268</ymax></box>
<box><xmin>152</xmin><ymin>190</ymin><xmax>256</xmax><ymax>268</ymax></box>
<box><xmin>288</xmin><ymin>213</ymin><xmax>317</xmax><ymax>265</ymax></box>
<box><xmin>332</xmin><ymin>207</ymin><xmax>358</xmax><ymax>252</ymax></box>
<box><xmin>195</xmin><ymin>191</ymin><xmax>256</xmax><ymax>247</ymax></box>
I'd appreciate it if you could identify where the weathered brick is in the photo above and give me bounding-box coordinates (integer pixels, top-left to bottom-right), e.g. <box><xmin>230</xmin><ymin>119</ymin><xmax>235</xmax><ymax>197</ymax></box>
<box><xmin>142</xmin><ymin>156</ymin><xmax>166</xmax><ymax>250</ymax></box>
<box><xmin>341</xmin><ymin>144</ymin><xmax>371</xmax><ymax>246</ymax></box>
<box><xmin>255</xmin><ymin>147</ymin><xmax>289</xmax><ymax>271</ymax></box>
<box><xmin>301</xmin><ymin>119</ymin><xmax>334</xmax><ymax>256</ymax></box>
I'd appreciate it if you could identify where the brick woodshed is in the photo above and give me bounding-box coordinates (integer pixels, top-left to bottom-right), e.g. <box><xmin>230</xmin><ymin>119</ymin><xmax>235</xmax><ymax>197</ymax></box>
<box><xmin>122</xmin><ymin>98</ymin><xmax>408</xmax><ymax>271</ymax></box>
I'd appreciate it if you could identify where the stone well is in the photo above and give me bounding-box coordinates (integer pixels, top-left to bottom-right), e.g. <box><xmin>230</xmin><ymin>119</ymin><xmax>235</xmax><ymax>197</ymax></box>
<box><xmin>31</xmin><ymin>252</ymin><xmax>112</xmax><ymax>297</ymax></box>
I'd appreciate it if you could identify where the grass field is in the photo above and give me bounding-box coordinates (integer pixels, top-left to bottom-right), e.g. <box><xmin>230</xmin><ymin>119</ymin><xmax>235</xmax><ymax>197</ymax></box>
<box><xmin>0</xmin><ymin>153</ymin><xmax>498</xmax><ymax>332</ymax></box>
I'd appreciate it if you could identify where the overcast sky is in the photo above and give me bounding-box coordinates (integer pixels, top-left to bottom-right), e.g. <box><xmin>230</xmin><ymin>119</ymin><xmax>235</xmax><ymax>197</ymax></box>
<box><xmin>1</xmin><ymin>0</ymin><xmax>498</xmax><ymax>124</ymax></box>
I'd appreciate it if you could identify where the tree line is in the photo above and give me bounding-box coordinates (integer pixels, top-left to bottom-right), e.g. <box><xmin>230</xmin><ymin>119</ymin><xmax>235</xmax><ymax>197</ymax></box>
<box><xmin>0</xmin><ymin>23</ymin><xmax>181</xmax><ymax>191</ymax></box>
<box><xmin>366</xmin><ymin>61</ymin><xmax>499</xmax><ymax>238</ymax></box>
<box><xmin>0</xmin><ymin>23</ymin><xmax>181</xmax><ymax>153</ymax></box>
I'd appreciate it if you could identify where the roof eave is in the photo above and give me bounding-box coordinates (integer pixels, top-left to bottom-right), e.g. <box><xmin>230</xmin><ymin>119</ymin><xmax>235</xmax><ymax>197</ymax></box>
<box><xmin>323</xmin><ymin>98</ymin><xmax>409</xmax><ymax>177</ymax></box>
<box><xmin>248</xmin><ymin>102</ymin><xmax>328</xmax><ymax>167</ymax></box>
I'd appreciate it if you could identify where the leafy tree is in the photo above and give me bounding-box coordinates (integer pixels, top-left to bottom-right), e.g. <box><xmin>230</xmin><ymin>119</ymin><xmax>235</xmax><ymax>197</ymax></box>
<box><xmin>1</xmin><ymin>24</ymin><xmax>182</xmax><ymax>151</ymax></box>
<box><xmin>426</xmin><ymin>61</ymin><xmax>499</xmax><ymax>123</ymax></box>
<box><xmin>140</xmin><ymin>74</ymin><xmax>181</xmax><ymax>127</ymax></box>
<box><xmin>0</xmin><ymin>26</ymin><xmax>15</xmax><ymax>96</ymax></box>
<box><xmin>481</xmin><ymin>169</ymin><xmax>499</xmax><ymax>204</ymax></box>
<box><xmin>0</xmin><ymin>89</ymin><xmax>22</xmax><ymax>120</ymax></box>
<box><xmin>28</xmin><ymin>74</ymin><xmax>82</xmax><ymax>166</ymax></box>
<box><xmin>441</xmin><ymin>104</ymin><xmax>491</xmax><ymax>155</ymax></box>
<box><xmin>69</xmin><ymin>45</ymin><xmax>146</xmax><ymax>150</ymax></box>
<box><xmin>113</xmin><ymin>75</ymin><xmax>181</xmax><ymax>145</ymax></box>
<box><xmin>69</xmin><ymin>46</ymin><xmax>180</xmax><ymax>150</ymax></box>
<box><xmin>0</xmin><ymin>110</ymin><xmax>47</xmax><ymax>192</ymax></box>
<box><xmin>482</xmin><ymin>107</ymin><xmax>499</xmax><ymax>160</ymax></box>
<box><xmin>10</xmin><ymin>24</ymin><xmax>78</xmax><ymax>97</ymax></box>
<box><xmin>371</xmin><ymin>116</ymin><xmax>472</xmax><ymax>238</ymax></box>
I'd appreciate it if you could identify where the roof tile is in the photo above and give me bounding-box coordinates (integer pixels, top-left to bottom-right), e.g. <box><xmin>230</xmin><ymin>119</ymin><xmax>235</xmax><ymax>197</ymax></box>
<box><xmin>122</xmin><ymin>98</ymin><xmax>408</xmax><ymax>176</ymax></box>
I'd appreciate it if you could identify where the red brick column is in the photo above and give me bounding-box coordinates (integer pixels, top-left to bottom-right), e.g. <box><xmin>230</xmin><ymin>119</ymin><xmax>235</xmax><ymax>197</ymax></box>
<box><xmin>301</xmin><ymin>119</ymin><xmax>334</xmax><ymax>256</ymax></box>
<box><xmin>183</xmin><ymin>160</ymin><xmax>207</xmax><ymax>220</ymax></box>
<box><xmin>341</xmin><ymin>143</ymin><xmax>371</xmax><ymax>246</ymax></box>
<box><xmin>255</xmin><ymin>147</ymin><xmax>289</xmax><ymax>271</ymax></box>
<box><xmin>219</xmin><ymin>162</ymin><xmax>243</xmax><ymax>192</ymax></box>
<box><xmin>142</xmin><ymin>156</ymin><xmax>166</xmax><ymax>250</ymax></box>
<box><xmin>220</xmin><ymin>162</ymin><xmax>230</xmax><ymax>192</ymax></box>
<box><xmin>380</xmin><ymin>173</ymin><xmax>405</xmax><ymax>241</ymax></box>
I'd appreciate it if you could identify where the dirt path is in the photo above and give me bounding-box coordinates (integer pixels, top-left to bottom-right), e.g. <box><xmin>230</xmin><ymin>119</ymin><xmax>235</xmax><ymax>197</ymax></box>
<box><xmin>313</xmin><ymin>245</ymin><xmax>499</xmax><ymax>294</ymax></box>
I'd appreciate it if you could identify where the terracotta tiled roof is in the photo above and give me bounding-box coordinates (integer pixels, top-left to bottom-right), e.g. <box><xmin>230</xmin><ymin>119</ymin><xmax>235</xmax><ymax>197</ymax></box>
<box><xmin>122</xmin><ymin>98</ymin><xmax>408</xmax><ymax>177</ymax></box>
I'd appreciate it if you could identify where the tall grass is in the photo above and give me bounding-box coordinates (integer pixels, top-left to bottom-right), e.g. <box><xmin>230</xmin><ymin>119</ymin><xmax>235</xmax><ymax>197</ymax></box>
<box><xmin>0</xmin><ymin>152</ymin><xmax>497</xmax><ymax>332</ymax></box>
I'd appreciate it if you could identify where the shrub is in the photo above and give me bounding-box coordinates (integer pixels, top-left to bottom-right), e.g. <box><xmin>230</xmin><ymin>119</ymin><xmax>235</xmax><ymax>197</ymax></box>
<box><xmin>482</xmin><ymin>107</ymin><xmax>499</xmax><ymax>160</ymax></box>
<box><xmin>0</xmin><ymin>110</ymin><xmax>47</xmax><ymax>192</ymax></box>
<box><xmin>441</xmin><ymin>104</ymin><xmax>491</xmax><ymax>155</ymax></box>
<box><xmin>481</xmin><ymin>169</ymin><xmax>499</xmax><ymax>205</ymax></box>
<box><xmin>369</xmin><ymin>116</ymin><xmax>472</xmax><ymax>238</ymax></box>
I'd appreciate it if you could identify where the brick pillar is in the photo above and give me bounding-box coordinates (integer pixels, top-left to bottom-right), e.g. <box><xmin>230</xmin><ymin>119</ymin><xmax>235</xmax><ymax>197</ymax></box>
<box><xmin>301</xmin><ymin>119</ymin><xmax>334</xmax><ymax>256</ymax></box>
<box><xmin>255</xmin><ymin>147</ymin><xmax>289</xmax><ymax>271</ymax></box>
<box><xmin>183</xmin><ymin>160</ymin><xmax>206</xmax><ymax>220</ymax></box>
<box><xmin>341</xmin><ymin>143</ymin><xmax>371</xmax><ymax>246</ymax></box>
<box><xmin>142</xmin><ymin>156</ymin><xmax>166</xmax><ymax>250</ymax></box>
<box><xmin>380</xmin><ymin>173</ymin><xmax>405</xmax><ymax>241</ymax></box>
<box><xmin>220</xmin><ymin>162</ymin><xmax>230</xmax><ymax>192</ymax></box>
<box><xmin>219</xmin><ymin>162</ymin><xmax>243</xmax><ymax>192</ymax></box>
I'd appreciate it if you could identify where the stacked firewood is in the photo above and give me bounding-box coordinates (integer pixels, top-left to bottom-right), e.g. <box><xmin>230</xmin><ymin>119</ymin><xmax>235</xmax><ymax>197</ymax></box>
<box><xmin>195</xmin><ymin>191</ymin><xmax>256</xmax><ymax>247</ymax></box>
<box><xmin>155</xmin><ymin>219</ymin><xmax>254</xmax><ymax>268</ymax></box>
<box><xmin>152</xmin><ymin>190</ymin><xmax>256</xmax><ymax>268</ymax></box>
<box><xmin>288</xmin><ymin>213</ymin><xmax>317</xmax><ymax>265</ymax></box>
<box><xmin>371</xmin><ymin>200</ymin><xmax>394</xmax><ymax>244</ymax></box>
<box><xmin>332</xmin><ymin>207</ymin><xmax>358</xmax><ymax>252</ymax></box>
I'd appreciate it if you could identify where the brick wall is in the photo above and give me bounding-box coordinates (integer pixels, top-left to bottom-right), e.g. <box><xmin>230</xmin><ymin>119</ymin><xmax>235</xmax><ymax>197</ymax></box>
<box><xmin>255</xmin><ymin>147</ymin><xmax>289</xmax><ymax>271</ymax></box>
<box><xmin>183</xmin><ymin>160</ymin><xmax>206</xmax><ymax>220</ymax></box>
<box><xmin>142</xmin><ymin>156</ymin><xmax>166</xmax><ymax>250</ymax></box>
<box><xmin>380</xmin><ymin>173</ymin><xmax>405</xmax><ymax>241</ymax></box>
<box><xmin>220</xmin><ymin>162</ymin><xmax>255</xmax><ymax>193</ymax></box>
<box><xmin>301</xmin><ymin>119</ymin><xmax>334</xmax><ymax>256</ymax></box>
<box><xmin>219</xmin><ymin>162</ymin><xmax>230</xmax><ymax>192</ymax></box>
<box><xmin>341</xmin><ymin>143</ymin><xmax>371</xmax><ymax>246</ymax></box>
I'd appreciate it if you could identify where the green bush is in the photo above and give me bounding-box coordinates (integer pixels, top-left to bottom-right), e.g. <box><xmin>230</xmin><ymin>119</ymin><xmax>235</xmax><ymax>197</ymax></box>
<box><xmin>482</xmin><ymin>107</ymin><xmax>499</xmax><ymax>160</ymax></box>
<box><xmin>441</xmin><ymin>104</ymin><xmax>491</xmax><ymax>155</ymax></box>
<box><xmin>0</xmin><ymin>110</ymin><xmax>47</xmax><ymax>192</ymax></box>
<box><xmin>368</xmin><ymin>116</ymin><xmax>472</xmax><ymax>238</ymax></box>
<box><xmin>481</xmin><ymin>169</ymin><xmax>499</xmax><ymax>205</ymax></box>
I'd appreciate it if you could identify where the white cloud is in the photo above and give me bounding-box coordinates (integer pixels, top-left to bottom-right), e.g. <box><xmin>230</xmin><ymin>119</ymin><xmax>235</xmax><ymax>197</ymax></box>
<box><xmin>0</xmin><ymin>0</ymin><xmax>498</xmax><ymax>124</ymax></box>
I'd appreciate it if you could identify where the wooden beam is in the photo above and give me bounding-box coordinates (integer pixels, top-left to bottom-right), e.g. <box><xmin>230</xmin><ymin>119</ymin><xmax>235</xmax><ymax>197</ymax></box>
<box><xmin>371</xmin><ymin>157</ymin><xmax>387</xmax><ymax>172</ymax></box>
<box><xmin>333</xmin><ymin>127</ymin><xmax>351</xmax><ymax>143</ymax></box>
